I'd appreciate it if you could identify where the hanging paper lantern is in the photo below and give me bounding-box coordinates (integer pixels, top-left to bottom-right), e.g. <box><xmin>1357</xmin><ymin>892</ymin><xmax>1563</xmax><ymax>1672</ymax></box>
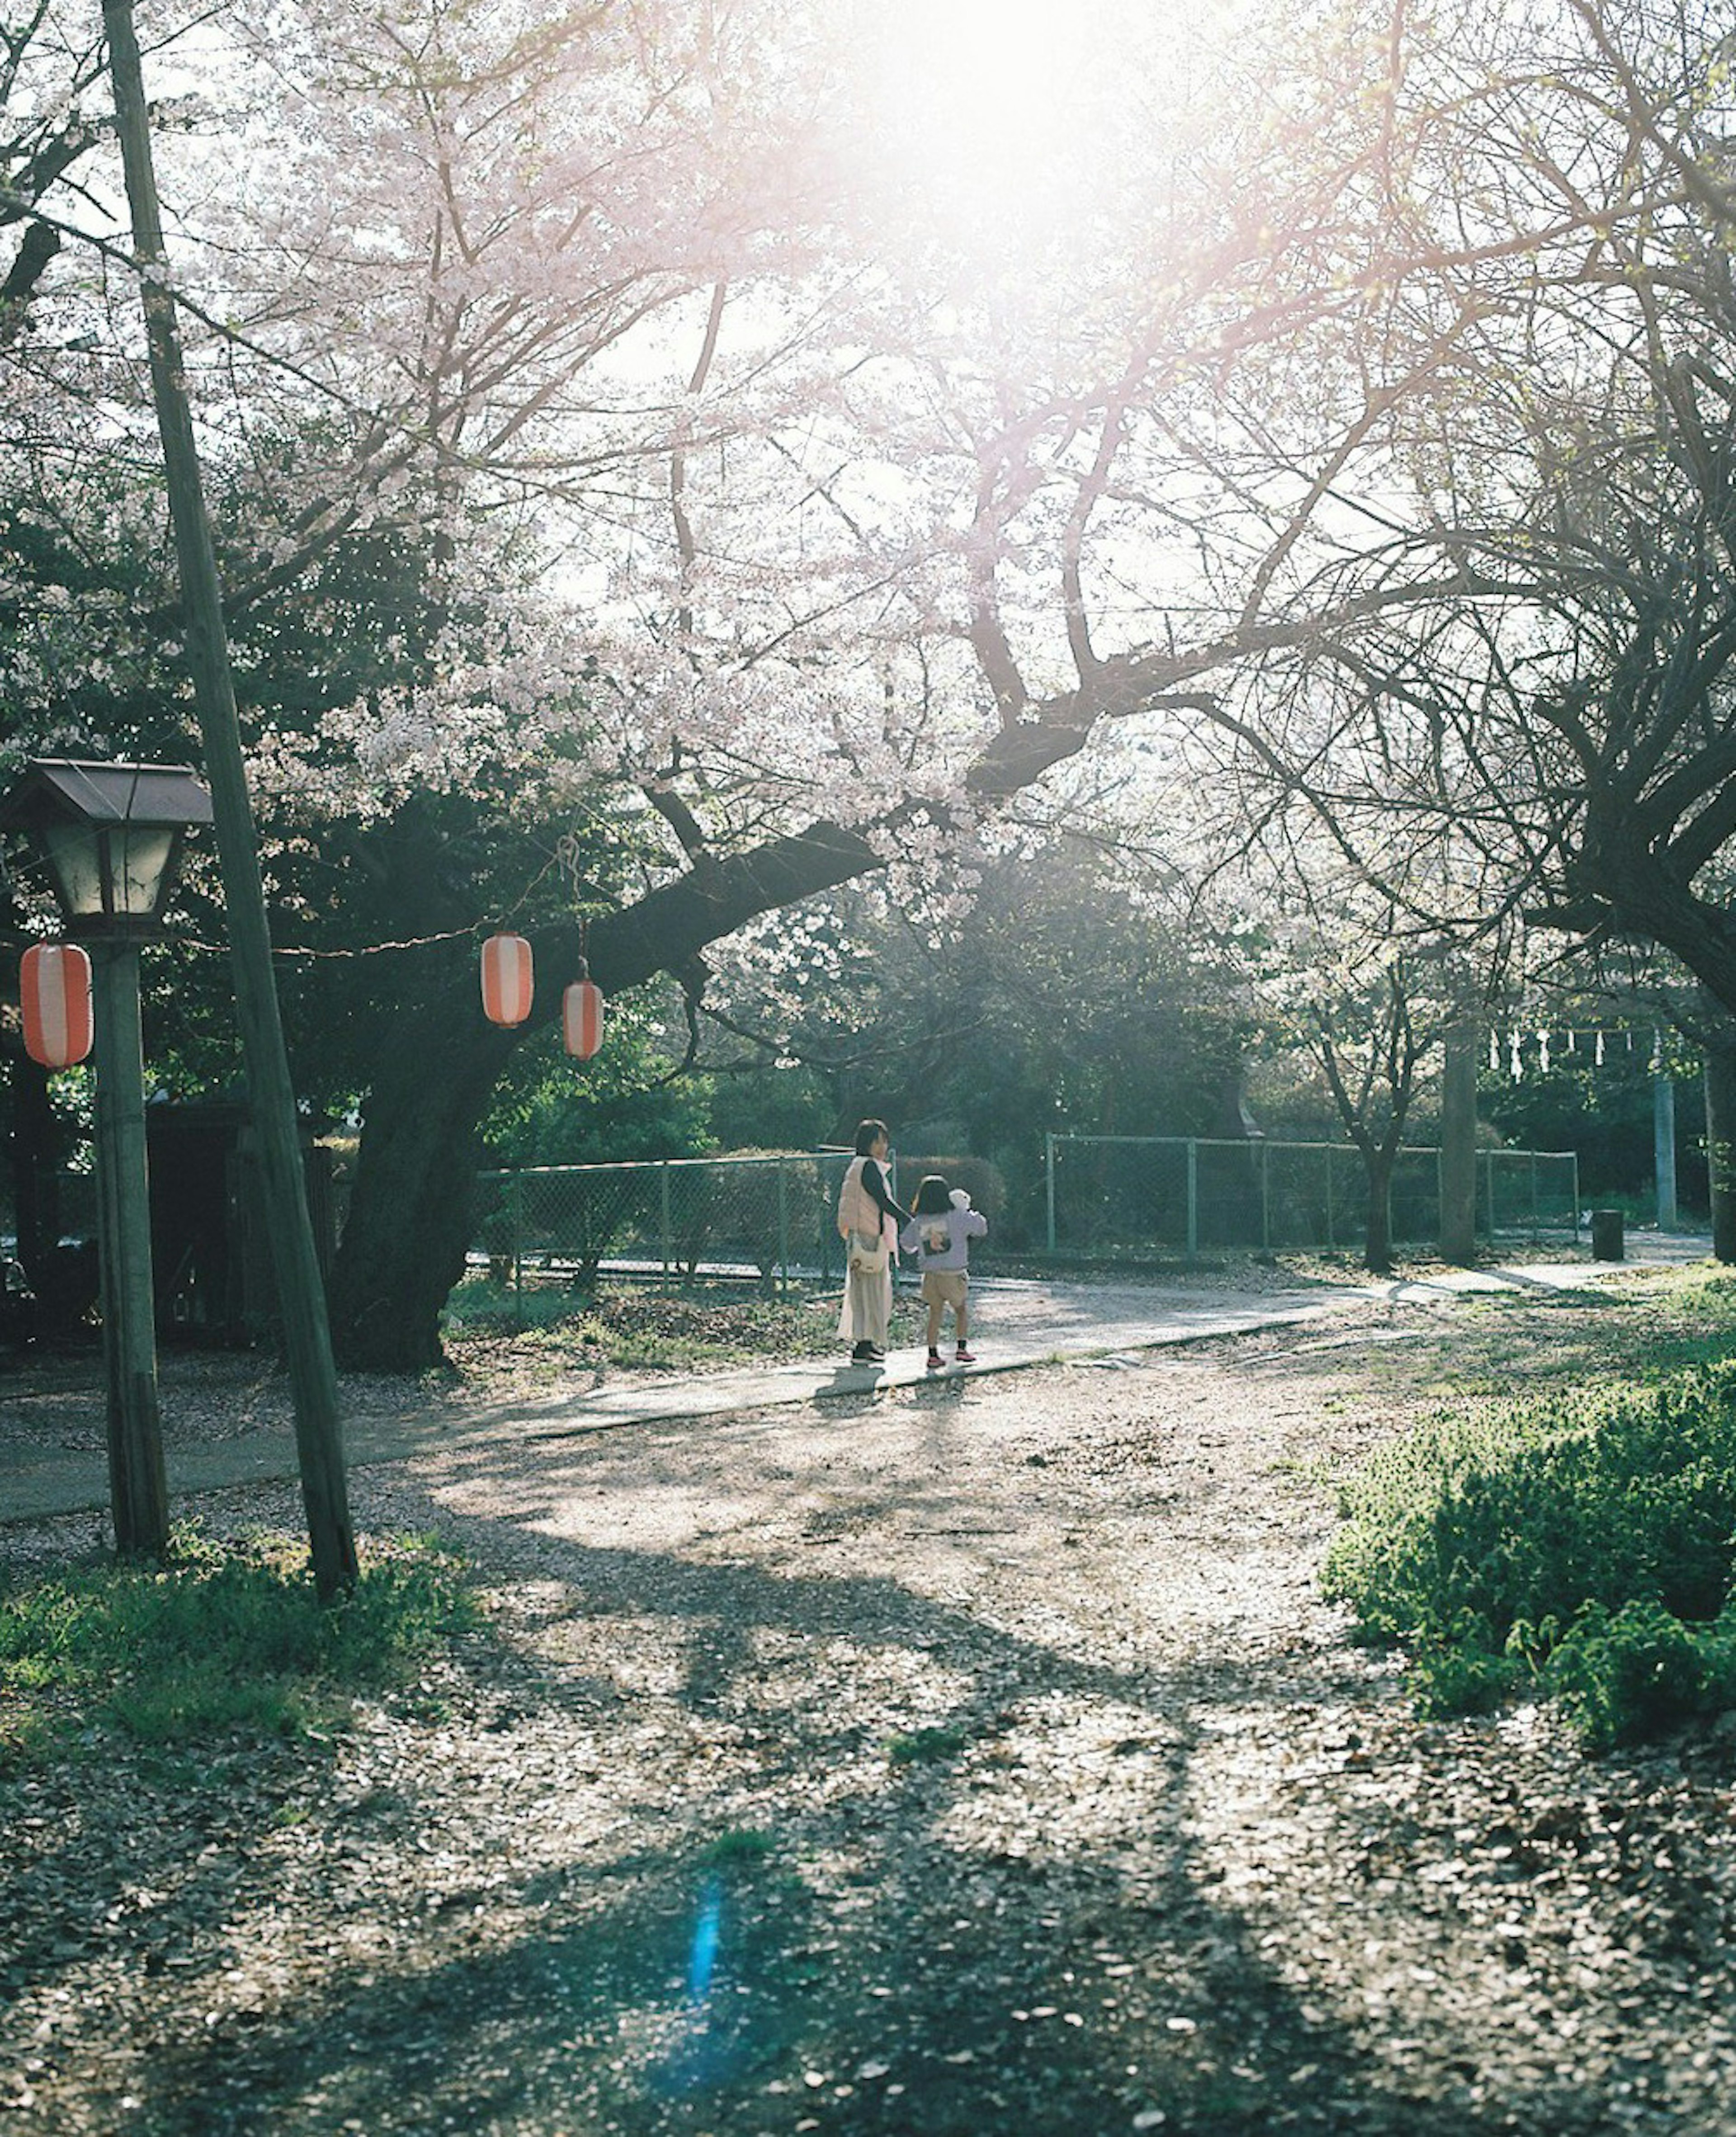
<box><xmin>563</xmin><ymin>976</ymin><xmax>604</xmax><ymax>1060</ymax></box>
<box><xmin>20</xmin><ymin>942</ymin><xmax>94</xmax><ymax>1068</ymax></box>
<box><xmin>480</xmin><ymin>932</ymin><xmax>533</xmax><ymax>1026</ymax></box>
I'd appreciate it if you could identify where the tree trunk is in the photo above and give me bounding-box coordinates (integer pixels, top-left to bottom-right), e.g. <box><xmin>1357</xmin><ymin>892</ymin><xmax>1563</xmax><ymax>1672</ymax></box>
<box><xmin>326</xmin><ymin>1000</ymin><xmax>518</xmax><ymax>1369</ymax></box>
<box><xmin>1438</xmin><ymin>1022</ymin><xmax>1479</xmax><ymax>1264</ymax></box>
<box><xmin>327</xmin><ymin>821</ymin><xmax>879</xmax><ymax>1369</ymax></box>
<box><xmin>1362</xmin><ymin>1145</ymin><xmax>1395</xmax><ymax>1276</ymax></box>
<box><xmin>1704</xmin><ymin>1043</ymin><xmax>1736</xmax><ymax>1264</ymax></box>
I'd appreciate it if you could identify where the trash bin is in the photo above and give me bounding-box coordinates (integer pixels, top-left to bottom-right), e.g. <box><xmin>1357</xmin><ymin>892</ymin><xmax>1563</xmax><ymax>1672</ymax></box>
<box><xmin>1590</xmin><ymin>1208</ymin><xmax>1624</xmax><ymax>1261</ymax></box>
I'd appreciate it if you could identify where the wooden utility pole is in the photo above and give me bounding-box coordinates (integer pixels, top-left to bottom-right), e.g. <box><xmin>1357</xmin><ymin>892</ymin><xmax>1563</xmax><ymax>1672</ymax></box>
<box><xmin>104</xmin><ymin>0</ymin><xmax>357</xmax><ymax>1595</ymax></box>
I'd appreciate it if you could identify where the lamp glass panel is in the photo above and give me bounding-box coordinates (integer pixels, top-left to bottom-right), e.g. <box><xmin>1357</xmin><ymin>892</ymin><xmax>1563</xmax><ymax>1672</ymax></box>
<box><xmin>115</xmin><ymin>827</ymin><xmax>175</xmax><ymax>915</ymax></box>
<box><xmin>38</xmin><ymin>822</ymin><xmax>108</xmax><ymax>917</ymax></box>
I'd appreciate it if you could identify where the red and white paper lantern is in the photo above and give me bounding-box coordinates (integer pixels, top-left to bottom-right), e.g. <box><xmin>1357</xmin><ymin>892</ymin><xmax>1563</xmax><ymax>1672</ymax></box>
<box><xmin>562</xmin><ymin>977</ymin><xmax>604</xmax><ymax>1060</ymax></box>
<box><xmin>20</xmin><ymin>942</ymin><xmax>94</xmax><ymax>1068</ymax></box>
<box><xmin>480</xmin><ymin>932</ymin><xmax>533</xmax><ymax>1026</ymax></box>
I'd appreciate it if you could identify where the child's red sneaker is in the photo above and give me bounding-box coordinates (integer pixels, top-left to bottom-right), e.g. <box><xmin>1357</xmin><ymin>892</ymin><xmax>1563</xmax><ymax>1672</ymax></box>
<box><xmin>926</xmin><ymin>1350</ymin><xmax>944</xmax><ymax>1371</ymax></box>
<box><xmin>954</xmin><ymin>1345</ymin><xmax>976</xmax><ymax>1363</ymax></box>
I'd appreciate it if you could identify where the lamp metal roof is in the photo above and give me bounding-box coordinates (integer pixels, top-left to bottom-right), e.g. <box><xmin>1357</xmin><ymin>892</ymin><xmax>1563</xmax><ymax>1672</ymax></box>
<box><xmin>0</xmin><ymin>759</ymin><xmax>214</xmax><ymax>831</ymax></box>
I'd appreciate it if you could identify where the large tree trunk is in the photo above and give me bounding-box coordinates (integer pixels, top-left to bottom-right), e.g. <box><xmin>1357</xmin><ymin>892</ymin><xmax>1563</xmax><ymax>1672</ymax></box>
<box><xmin>326</xmin><ymin>988</ymin><xmax>520</xmax><ymax>1369</ymax></box>
<box><xmin>1362</xmin><ymin>1144</ymin><xmax>1395</xmax><ymax>1277</ymax></box>
<box><xmin>327</xmin><ymin>821</ymin><xmax>878</xmax><ymax>1369</ymax></box>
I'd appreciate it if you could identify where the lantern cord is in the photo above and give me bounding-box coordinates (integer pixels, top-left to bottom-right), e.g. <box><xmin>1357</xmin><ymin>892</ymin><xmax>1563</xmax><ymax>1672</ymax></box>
<box><xmin>172</xmin><ymin>928</ymin><xmax>481</xmax><ymax>959</ymax></box>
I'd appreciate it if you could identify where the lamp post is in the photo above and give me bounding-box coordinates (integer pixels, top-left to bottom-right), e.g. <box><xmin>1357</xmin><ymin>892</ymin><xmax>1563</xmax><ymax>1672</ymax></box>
<box><xmin>0</xmin><ymin>759</ymin><xmax>213</xmax><ymax>1556</ymax></box>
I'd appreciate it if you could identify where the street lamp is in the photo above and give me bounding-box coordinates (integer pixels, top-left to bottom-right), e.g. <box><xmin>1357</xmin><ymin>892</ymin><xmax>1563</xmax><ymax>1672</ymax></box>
<box><xmin>0</xmin><ymin>759</ymin><xmax>213</xmax><ymax>1556</ymax></box>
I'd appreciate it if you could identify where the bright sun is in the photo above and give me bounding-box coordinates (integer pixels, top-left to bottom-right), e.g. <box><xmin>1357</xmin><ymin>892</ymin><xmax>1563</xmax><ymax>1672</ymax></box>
<box><xmin>859</xmin><ymin>0</ymin><xmax>1187</xmax><ymax>266</ymax></box>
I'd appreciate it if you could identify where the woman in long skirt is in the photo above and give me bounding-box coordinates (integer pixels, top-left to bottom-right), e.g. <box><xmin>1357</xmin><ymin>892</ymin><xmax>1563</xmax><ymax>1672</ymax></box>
<box><xmin>835</xmin><ymin>1118</ymin><xmax>911</xmax><ymax>1365</ymax></box>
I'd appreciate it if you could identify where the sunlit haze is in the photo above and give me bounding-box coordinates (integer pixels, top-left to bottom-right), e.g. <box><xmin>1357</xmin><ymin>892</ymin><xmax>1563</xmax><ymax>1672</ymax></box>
<box><xmin>859</xmin><ymin>0</ymin><xmax>1185</xmax><ymax>264</ymax></box>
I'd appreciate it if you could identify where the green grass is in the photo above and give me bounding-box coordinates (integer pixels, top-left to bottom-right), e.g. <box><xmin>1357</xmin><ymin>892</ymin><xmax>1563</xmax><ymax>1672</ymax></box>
<box><xmin>697</xmin><ymin>1826</ymin><xmax>778</xmax><ymax>1867</ymax></box>
<box><xmin>888</xmin><ymin>1724</ymin><xmax>970</xmax><ymax>1765</ymax></box>
<box><xmin>0</xmin><ymin>1526</ymin><xmax>480</xmax><ymax>1768</ymax></box>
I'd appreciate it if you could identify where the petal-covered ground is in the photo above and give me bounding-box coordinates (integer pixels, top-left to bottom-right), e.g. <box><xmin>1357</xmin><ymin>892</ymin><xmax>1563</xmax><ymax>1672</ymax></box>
<box><xmin>2</xmin><ymin>1279</ymin><xmax>1733</xmax><ymax>2134</ymax></box>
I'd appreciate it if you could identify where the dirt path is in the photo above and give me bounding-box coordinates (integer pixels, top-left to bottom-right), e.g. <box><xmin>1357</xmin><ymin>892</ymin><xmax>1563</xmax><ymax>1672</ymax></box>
<box><xmin>4</xmin><ymin>1307</ymin><xmax>1735</xmax><ymax>2134</ymax></box>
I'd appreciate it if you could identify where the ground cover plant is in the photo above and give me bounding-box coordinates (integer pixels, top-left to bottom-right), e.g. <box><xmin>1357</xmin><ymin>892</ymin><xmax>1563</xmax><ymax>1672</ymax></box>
<box><xmin>0</xmin><ymin>1527</ymin><xmax>479</xmax><ymax>1769</ymax></box>
<box><xmin>1323</xmin><ymin>1325</ymin><xmax>1736</xmax><ymax>1745</ymax></box>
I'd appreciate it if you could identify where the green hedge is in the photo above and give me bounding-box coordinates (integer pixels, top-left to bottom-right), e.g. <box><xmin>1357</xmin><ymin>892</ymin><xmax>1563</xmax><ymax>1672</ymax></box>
<box><xmin>1323</xmin><ymin>1362</ymin><xmax>1736</xmax><ymax>1746</ymax></box>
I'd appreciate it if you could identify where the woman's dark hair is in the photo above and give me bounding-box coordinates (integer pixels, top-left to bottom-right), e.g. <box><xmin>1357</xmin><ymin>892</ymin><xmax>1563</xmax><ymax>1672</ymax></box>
<box><xmin>854</xmin><ymin>1118</ymin><xmax>890</xmax><ymax>1156</ymax></box>
<box><xmin>912</xmin><ymin>1174</ymin><xmax>950</xmax><ymax>1216</ymax></box>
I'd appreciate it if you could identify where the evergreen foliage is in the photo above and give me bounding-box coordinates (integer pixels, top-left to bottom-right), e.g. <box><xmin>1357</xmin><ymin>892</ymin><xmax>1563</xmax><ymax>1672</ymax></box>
<box><xmin>1324</xmin><ymin>1365</ymin><xmax>1736</xmax><ymax>1747</ymax></box>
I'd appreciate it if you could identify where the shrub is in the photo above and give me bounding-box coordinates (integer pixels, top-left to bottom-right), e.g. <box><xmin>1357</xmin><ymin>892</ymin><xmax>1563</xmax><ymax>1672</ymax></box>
<box><xmin>1546</xmin><ymin>1599</ymin><xmax>1736</xmax><ymax>1751</ymax></box>
<box><xmin>1323</xmin><ymin>1360</ymin><xmax>1736</xmax><ymax>1744</ymax></box>
<box><xmin>888</xmin><ymin>1723</ymin><xmax>969</xmax><ymax>1764</ymax></box>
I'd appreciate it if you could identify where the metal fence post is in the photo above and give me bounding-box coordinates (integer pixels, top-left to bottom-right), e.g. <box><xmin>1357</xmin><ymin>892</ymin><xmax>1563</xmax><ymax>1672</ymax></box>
<box><xmin>510</xmin><ymin>1167</ymin><xmax>524</xmax><ymax>1327</ymax></box>
<box><xmin>1325</xmin><ymin>1145</ymin><xmax>1335</xmax><ymax>1249</ymax></box>
<box><xmin>1260</xmin><ymin>1139</ymin><xmax>1270</xmax><ymax>1250</ymax></box>
<box><xmin>660</xmin><ymin>1160</ymin><xmax>672</xmax><ymax>1288</ymax></box>
<box><xmin>777</xmin><ymin>1158</ymin><xmax>789</xmax><ymax>1294</ymax></box>
<box><xmin>1186</xmin><ymin>1138</ymin><xmax>1198</xmax><ymax>1259</ymax></box>
<box><xmin>1046</xmin><ymin>1133</ymin><xmax>1057</xmax><ymax>1254</ymax></box>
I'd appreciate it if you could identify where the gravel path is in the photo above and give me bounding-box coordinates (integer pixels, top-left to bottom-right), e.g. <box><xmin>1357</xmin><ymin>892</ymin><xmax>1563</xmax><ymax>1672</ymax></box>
<box><xmin>3</xmin><ymin>1304</ymin><xmax>1735</xmax><ymax>2135</ymax></box>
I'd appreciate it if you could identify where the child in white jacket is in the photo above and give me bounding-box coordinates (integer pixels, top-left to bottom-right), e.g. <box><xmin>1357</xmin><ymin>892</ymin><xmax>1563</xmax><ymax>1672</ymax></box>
<box><xmin>899</xmin><ymin>1176</ymin><xmax>988</xmax><ymax>1370</ymax></box>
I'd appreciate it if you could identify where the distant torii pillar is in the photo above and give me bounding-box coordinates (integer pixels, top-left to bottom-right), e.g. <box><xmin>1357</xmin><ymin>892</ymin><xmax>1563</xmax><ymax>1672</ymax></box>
<box><xmin>1439</xmin><ymin>1023</ymin><xmax>1478</xmax><ymax>1264</ymax></box>
<box><xmin>1705</xmin><ymin>1044</ymin><xmax>1736</xmax><ymax>1263</ymax></box>
<box><xmin>1655</xmin><ymin>1059</ymin><xmax>1678</xmax><ymax>1232</ymax></box>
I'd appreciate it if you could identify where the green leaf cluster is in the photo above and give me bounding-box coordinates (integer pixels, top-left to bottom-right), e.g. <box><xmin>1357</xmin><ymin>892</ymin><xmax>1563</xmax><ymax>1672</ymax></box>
<box><xmin>1323</xmin><ymin>1364</ymin><xmax>1736</xmax><ymax>1746</ymax></box>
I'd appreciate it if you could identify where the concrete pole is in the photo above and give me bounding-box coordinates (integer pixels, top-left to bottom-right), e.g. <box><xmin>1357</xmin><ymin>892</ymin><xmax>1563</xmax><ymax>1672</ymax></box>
<box><xmin>104</xmin><ymin>0</ymin><xmax>355</xmax><ymax>1595</ymax></box>
<box><xmin>1438</xmin><ymin>1022</ymin><xmax>1479</xmax><ymax>1263</ymax></box>
<box><xmin>1654</xmin><ymin>1064</ymin><xmax>1679</xmax><ymax>1231</ymax></box>
<box><xmin>90</xmin><ymin>942</ymin><xmax>168</xmax><ymax>1556</ymax></box>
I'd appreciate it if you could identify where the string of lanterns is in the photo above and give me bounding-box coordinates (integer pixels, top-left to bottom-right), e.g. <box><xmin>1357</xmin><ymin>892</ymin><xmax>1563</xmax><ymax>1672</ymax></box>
<box><xmin>480</xmin><ymin>928</ymin><xmax>604</xmax><ymax>1060</ymax></box>
<box><xmin>14</xmin><ymin>932</ymin><xmax>604</xmax><ymax>1069</ymax></box>
<box><xmin>19</xmin><ymin>939</ymin><xmax>1659</xmax><ymax>1089</ymax></box>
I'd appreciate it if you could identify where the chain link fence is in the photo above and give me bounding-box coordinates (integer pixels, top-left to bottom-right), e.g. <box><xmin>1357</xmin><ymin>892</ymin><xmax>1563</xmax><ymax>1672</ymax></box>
<box><xmin>473</xmin><ymin>1152</ymin><xmax>861</xmax><ymax>1304</ymax></box>
<box><xmin>468</xmin><ymin>1135</ymin><xmax>1582</xmax><ymax>1313</ymax></box>
<box><xmin>1042</xmin><ymin>1135</ymin><xmax>1581</xmax><ymax>1257</ymax></box>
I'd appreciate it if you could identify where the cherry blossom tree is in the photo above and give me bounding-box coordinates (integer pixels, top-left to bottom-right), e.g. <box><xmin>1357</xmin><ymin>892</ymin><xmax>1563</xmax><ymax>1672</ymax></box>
<box><xmin>6</xmin><ymin>0</ymin><xmax>1562</xmax><ymax>1361</ymax></box>
<box><xmin>1165</xmin><ymin>0</ymin><xmax>1736</xmax><ymax>1245</ymax></box>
